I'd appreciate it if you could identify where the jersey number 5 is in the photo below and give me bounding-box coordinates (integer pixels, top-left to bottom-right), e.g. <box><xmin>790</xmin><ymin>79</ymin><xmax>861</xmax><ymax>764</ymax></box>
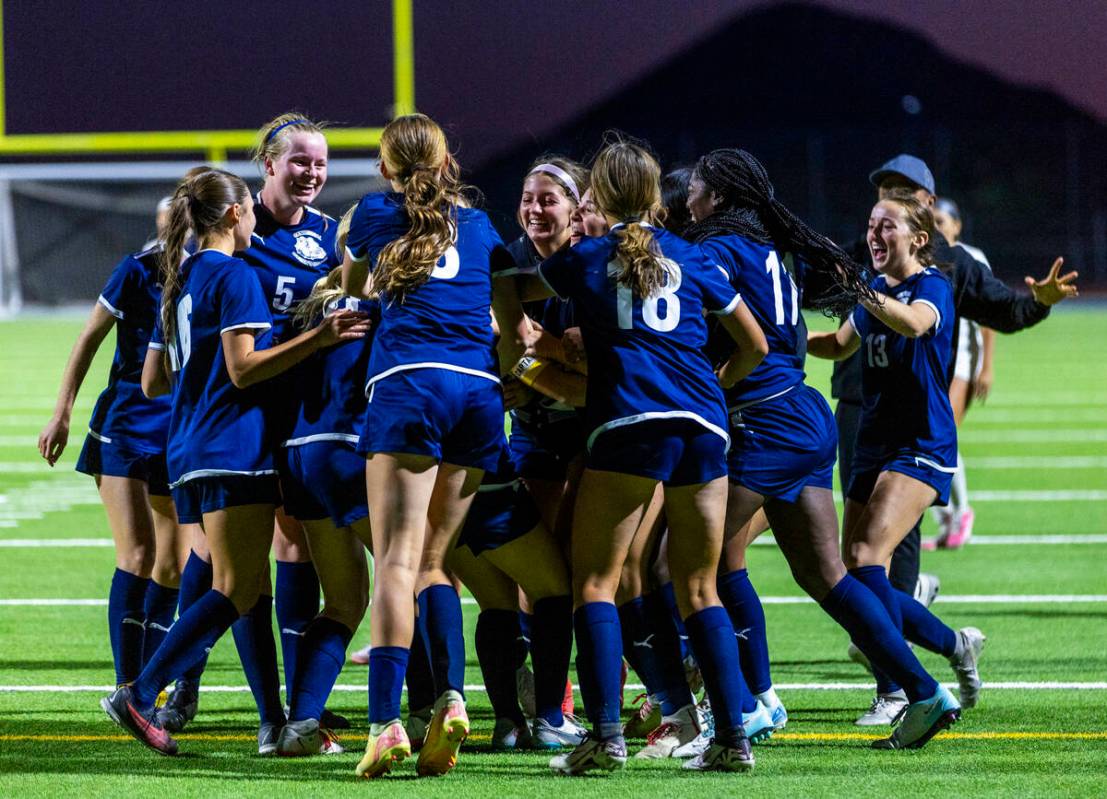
<box><xmin>273</xmin><ymin>276</ymin><xmax>296</xmax><ymax>312</ymax></box>
<box><xmin>616</xmin><ymin>258</ymin><xmax>681</xmax><ymax>332</ymax></box>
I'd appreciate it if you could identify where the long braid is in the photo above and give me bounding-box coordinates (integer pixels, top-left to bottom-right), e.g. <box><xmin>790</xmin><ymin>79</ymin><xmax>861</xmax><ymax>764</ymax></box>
<box><xmin>685</xmin><ymin>148</ymin><xmax>875</xmax><ymax>316</ymax></box>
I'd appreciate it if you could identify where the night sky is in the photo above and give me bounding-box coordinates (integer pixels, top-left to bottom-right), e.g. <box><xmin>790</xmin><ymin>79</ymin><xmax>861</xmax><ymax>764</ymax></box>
<box><xmin>3</xmin><ymin>0</ymin><xmax>1105</xmax><ymax>168</ymax></box>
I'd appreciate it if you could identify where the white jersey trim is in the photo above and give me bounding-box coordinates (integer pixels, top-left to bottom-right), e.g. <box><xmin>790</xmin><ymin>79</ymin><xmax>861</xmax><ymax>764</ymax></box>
<box><xmin>170</xmin><ymin>468</ymin><xmax>279</xmax><ymax>489</ymax></box>
<box><xmin>711</xmin><ymin>293</ymin><xmax>743</xmax><ymax>316</ymax></box>
<box><xmin>345</xmin><ymin>246</ymin><xmax>369</xmax><ymax>264</ymax></box>
<box><xmin>586</xmin><ymin>411</ymin><xmax>730</xmax><ymax>453</ymax></box>
<box><xmin>88</xmin><ymin>429</ymin><xmax>113</xmax><ymax>444</ymax></box>
<box><xmin>914</xmin><ymin>456</ymin><xmax>959</xmax><ymax>474</ymax></box>
<box><xmin>911</xmin><ymin>298</ymin><xmax>942</xmax><ymax>333</ymax></box>
<box><xmin>219</xmin><ymin>322</ymin><xmax>272</xmax><ymax>336</ymax></box>
<box><xmin>728</xmin><ymin>383</ymin><xmax>799</xmax><ymax>412</ymax></box>
<box><xmin>147</xmin><ymin>342</ymin><xmax>166</xmax><ymax>351</ymax></box>
<box><xmin>365</xmin><ymin>362</ymin><xmax>500</xmax><ymax>396</ymax></box>
<box><xmin>97</xmin><ymin>296</ymin><xmax>124</xmax><ymax>320</ymax></box>
<box><xmin>282</xmin><ymin>433</ymin><xmax>360</xmax><ymax>448</ymax></box>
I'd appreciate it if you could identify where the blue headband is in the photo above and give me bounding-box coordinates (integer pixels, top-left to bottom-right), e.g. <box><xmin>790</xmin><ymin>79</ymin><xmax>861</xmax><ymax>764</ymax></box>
<box><xmin>265</xmin><ymin>119</ymin><xmax>310</xmax><ymax>143</ymax></box>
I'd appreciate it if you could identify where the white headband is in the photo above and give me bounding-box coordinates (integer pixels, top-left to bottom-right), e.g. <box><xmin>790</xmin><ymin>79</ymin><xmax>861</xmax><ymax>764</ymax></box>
<box><xmin>528</xmin><ymin>163</ymin><xmax>581</xmax><ymax>203</ymax></box>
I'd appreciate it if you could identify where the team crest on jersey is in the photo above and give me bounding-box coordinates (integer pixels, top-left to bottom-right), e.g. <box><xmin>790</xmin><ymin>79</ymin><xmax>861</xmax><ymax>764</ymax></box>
<box><xmin>292</xmin><ymin>230</ymin><xmax>328</xmax><ymax>267</ymax></box>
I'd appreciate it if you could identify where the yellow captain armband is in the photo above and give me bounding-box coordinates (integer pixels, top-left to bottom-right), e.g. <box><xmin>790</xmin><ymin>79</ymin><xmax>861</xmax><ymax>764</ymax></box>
<box><xmin>511</xmin><ymin>355</ymin><xmax>550</xmax><ymax>388</ymax></box>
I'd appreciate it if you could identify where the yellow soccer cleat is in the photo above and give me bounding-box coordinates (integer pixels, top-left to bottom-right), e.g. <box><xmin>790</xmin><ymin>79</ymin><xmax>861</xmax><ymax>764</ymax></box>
<box><xmin>355</xmin><ymin>721</ymin><xmax>411</xmax><ymax>779</ymax></box>
<box><xmin>416</xmin><ymin>691</ymin><xmax>469</xmax><ymax>777</ymax></box>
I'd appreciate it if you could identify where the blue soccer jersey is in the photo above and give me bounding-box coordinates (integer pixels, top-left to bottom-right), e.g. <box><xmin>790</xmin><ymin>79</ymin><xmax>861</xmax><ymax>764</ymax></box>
<box><xmin>850</xmin><ymin>267</ymin><xmax>957</xmax><ymax>462</ymax></box>
<box><xmin>238</xmin><ymin>196</ymin><xmax>339</xmax><ymax>344</ymax></box>
<box><xmin>86</xmin><ymin>246</ymin><xmax>171</xmax><ymax>454</ymax></box>
<box><xmin>537</xmin><ymin>224</ymin><xmax>740</xmax><ymax>449</ymax></box>
<box><xmin>159</xmin><ymin>249</ymin><xmax>276</xmax><ymax>487</ymax></box>
<box><xmin>701</xmin><ymin>235</ymin><xmax>807</xmax><ymax>406</ymax></box>
<box><xmin>284</xmin><ymin>297</ymin><xmax>379</xmax><ymax>448</ymax></box>
<box><xmin>345</xmin><ymin>192</ymin><xmax>507</xmax><ymax>390</ymax></box>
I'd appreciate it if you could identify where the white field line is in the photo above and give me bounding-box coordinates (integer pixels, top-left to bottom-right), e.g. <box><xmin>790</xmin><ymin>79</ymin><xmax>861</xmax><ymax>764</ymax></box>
<box><xmin>965</xmin><ymin>409</ymin><xmax>1107</xmax><ymax>424</ymax></box>
<box><xmin>1</xmin><ymin>681</ymin><xmax>1104</xmax><ymax>694</ymax></box>
<box><xmin>966</xmin><ymin>456</ymin><xmax>1107</xmax><ymax>469</ymax></box>
<box><xmin>4</xmin><ymin>533</ymin><xmax>1107</xmax><ymax>549</ymax></box>
<box><xmin>3</xmin><ymin>594</ymin><xmax>1106</xmax><ymax>608</ymax></box>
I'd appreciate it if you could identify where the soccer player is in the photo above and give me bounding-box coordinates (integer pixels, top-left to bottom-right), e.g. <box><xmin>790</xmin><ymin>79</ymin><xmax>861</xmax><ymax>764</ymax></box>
<box><xmin>237</xmin><ymin>114</ymin><xmax>347</xmax><ymax>731</ymax></box>
<box><xmin>100</xmin><ymin>167</ymin><xmax>367</xmax><ymax>756</ymax></box>
<box><xmin>39</xmin><ymin>212</ymin><xmax>192</xmax><ymax>697</ymax></box>
<box><xmin>503</xmin><ymin>136</ymin><xmax>771</xmax><ymax>774</ymax></box>
<box><xmin>341</xmin><ymin>114</ymin><xmax>509</xmax><ymax>779</ymax></box>
<box><xmin>808</xmin><ymin>190</ymin><xmax>974</xmax><ymax>749</ymax></box>
<box><xmin>925</xmin><ymin>196</ymin><xmax>995</xmax><ymax>549</ymax></box>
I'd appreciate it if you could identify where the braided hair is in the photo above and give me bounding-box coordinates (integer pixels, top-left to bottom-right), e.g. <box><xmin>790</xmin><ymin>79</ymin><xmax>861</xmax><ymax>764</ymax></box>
<box><xmin>685</xmin><ymin>148</ymin><xmax>875</xmax><ymax>315</ymax></box>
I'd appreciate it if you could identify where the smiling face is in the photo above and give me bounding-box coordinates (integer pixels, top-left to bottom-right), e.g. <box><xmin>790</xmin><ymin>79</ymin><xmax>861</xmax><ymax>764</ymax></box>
<box><xmin>519</xmin><ymin>172</ymin><xmax>574</xmax><ymax>253</ymax></box>
<box><xmin>686</xmin><ymin>170</ymin><xmax>718</xmax><ymax>223</ymax></box>
<box><xmin>867</xmin><ymin>199</ymin><xmax>927</xmax><ymax>275</ymax></box>
<box><xmin>267</xmin><ymin>131</ymin><xmax>328</xmax><ymax>208</ymax></box>
<box><xmin>570</xmin><ymin>188</ymin><xmax>608</xmax><ymax>245</ymax></box>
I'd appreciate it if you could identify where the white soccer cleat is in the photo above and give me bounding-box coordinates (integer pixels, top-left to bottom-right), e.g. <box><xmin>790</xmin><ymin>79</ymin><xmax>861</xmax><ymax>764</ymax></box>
<box><xmin>950</xmin><ymin>626</ymin><xmax>986</xmax><ymax>709</ymax></box>
<box><xmin>491</xmin><ymin>717</ymin><xmax>535</xmax><ymax>750</ymax></box>
<box><xmin>914</xmin><ymin>573</ymin><xmax>942</xmax><ymax>607</ymax></box>
<box><xmin>681</xmin><ymin>738</ymin><xmax>754</xmax><ymax>772</ymax></box>
<box><xmin>672</xmin><ymin>699</ymin><xmax>774</xmax><ymax>758</ymax></box>
<box><xmin>349</xmin><ymin>644</ymin><xmax>372</xmax><ymax>665</ymax></box>
<box><xmin>855</xmin><ymin>690</ymin><xmax>909</xmax><ymax>726</ymax></box>
<box><xmin>276</xmin><ymin>718</ymin><xmax>344</xmax><ymax>756</ymax></box>
<box><xmin>872</xmin><ymin>685</ymin><xmax>961</xmax><ymax>750</ymax></box>
<box><xmin>549</xmin><ymin>737</ymin><xmax>627</xmax><ymax>776</ymax></box>
<box><xmin>533</xmin><ymin>715</ymin><xmax>588</xmax><ymax>749</ymax></box>
<box><xmin>634</xmin><ymin>704</ymin><xmax>701</xmax><ymax>759</ymax></box>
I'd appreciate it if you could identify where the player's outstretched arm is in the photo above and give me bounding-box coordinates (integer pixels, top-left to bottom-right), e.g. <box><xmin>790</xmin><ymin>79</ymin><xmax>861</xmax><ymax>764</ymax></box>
<box><xmin>1025</xmin><ymin>257</ymin><xmax>1079</xmax><ymax>306</ymax></box>
<box><xmin>808</xmin><ymin>319</ymin><xmax>861</xmax><ymax>361</ymax></box>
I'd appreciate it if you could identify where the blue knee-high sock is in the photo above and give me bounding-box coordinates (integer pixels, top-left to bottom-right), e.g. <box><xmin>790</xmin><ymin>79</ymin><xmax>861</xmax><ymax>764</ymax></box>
<box><xmin>531</xmin><ymin>595</ymin><xmax>572</xmax><ymax>727</ymax></box>
<box><xmin>177</xmin><ymin>552</ymin><xmax>213</xmax><ymax>683</ymax></box>
<box><xmin>684</xmin><ymin>606</ymin><xmax>749</xmax><ymax>748</ymax></box>
<box><xmin>275</xmin><ymin>560</ymin><xmax>320</xmax><ymax>700</ymax></box>
<box><xmin>475</xmin><ymin>609</ymin><xmax>527</xmax><ymax>725</ymax></box>
<box><xmin>231</xmin><ymin>595</ymin><xmax>286</xmax><ymax>726</ymax></box>
<box><xmin>289</xmin><ymin>617</ymin><xmax>353</xmax><ymax>722</ymax></box>
<box><xmin>109</xmin><ymin>569</ymin><xmax>149</xmax><ymax>685</ymax></box>
<box><xmin>660</xmin><ymin>582</ymin><xmax>690</xmax><ymax>660</ymax></box>
<box><xmin>518</xmin><ymin>611</ymin><xmax>534</xmax><ymax>654</ymax></box>
<box><xmin>822</xmin><ymin>574</ymin><xmax>938</xmax><ymax>703</ymax></box>
<box><xmin>369</xmin><ymin>646</ymin><xmax>409</xmax><ymax>725</ymax></box>
<box><xmin>417</xmin><ymin>585</ymin><xmax>466</xmax><ymax>697</ymax></box>
<box><xmin>142</xmin><ymin>581</ymin><xmax>179</xmax><ymax>668</ymax></box>
<box><xmin>849</xmin><ymin>566</ymin><xmax>905</xmax><ymax>695</ymax></box>
<box><xmin>717</xmin><ymin>568</ymin><xmax>773</xmax><ymax>696</ymax></box>
<box><xmin>406</xmin><ymin>623</ymin><xmax>436</xmax><ymax>712</ymax></box>
<box><xmin>618</xmin><ymin>595</ymin><xmax>693</xmax><ymax>716</ymax></box>
<box><xmin>897</xmin><ymin>589</ymin><xmax>957</xmax><ymax>657</ymax></box>
<box><xmin>131</xmin><ymin>589</ymin><xmax>239</xmax><ymax>709</ymax></box>
<box><xmin>574</xmin><ymin>602</ymin><xmax>623</xmax><ymax>741</ymax></box>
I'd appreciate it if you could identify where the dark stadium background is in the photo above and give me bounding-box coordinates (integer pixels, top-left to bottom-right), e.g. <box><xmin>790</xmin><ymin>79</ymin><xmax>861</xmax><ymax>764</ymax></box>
<box><xmin>4</xmin><ymin>0</ymin><xmax>1106</xmax><ymax>296</ymax></box>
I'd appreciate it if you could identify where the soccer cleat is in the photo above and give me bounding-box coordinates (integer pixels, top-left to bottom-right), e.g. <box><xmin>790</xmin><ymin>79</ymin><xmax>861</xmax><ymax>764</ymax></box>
<box><xmin>491</xmin><ymin>717</ymin><xmax>534</xmax><ymax>750</ymax></box>
<box><xmin>846</xmin><ymin>642</ymin><xmax>873</xmax><ymax>674</ymax></box>
<box><xmin>673</xmin><ymin>700</ymin><xmax>773</xmax><ymax>758</ymax></box>
<box><xmin>516</xmin><ymin>665</ymin><xmax>537</xmax><ymax>719</ymax></box>
<box><xmin>155</xmin><ymin>689</ymin><xmax>169</xmax><ymax>709</ymax></box>
<box><xmin>101</xmin><ymin>685</ymin><xmax>178</xmax><ymax>756</ymax></box>
<box><xmin>258</xmin><ymin>722</ymin><xmax>282</xmax><ymax>755</ymax></box>
<box><xmin>155</xmin><ymin>680</ymin><xmax>199</xmax><ymax>733</ymax></box>
<box><xmin>635</xmin><ymin>703</ymin><xmax>701</xmax><ymax>759</ymax></box>
<box><xmin>349</xmin><ymin>643</ymin><xmax>372</xmax><ymax>665</ymax></box>
<box><xmin>416</xmin><ymin>690</ymin><xmax>469</xmax><ymax>777</ymax></box>
<box><xmin>276</xmin><ymin>718</ymin><xmax>345</xmax><ymax>756</ymax></box>
<box><xmin>914</xmin><ymin>572</ymin><xmax>942</xmax><ymax>607</ymax></box>
<box><xmin>622</xmin><ymin>693</ymin><xmax>661</xmax><ymax>739</ymax></box>
<box><xmin>950</xmin><ymin>626</ymin><xmax>986</xmax><ymax>709</ymax></box>
<box><xmin>405</xmin><ymin>706</ymin><xmax>432</xmax><ymax>752</ymax></box>
<box><xmin>355</xmin><ymin>721</ymin><xmax>411</xmax><ymax>779</ymax></box>
<box><xmin>943</xmin><ymin>508</ymin><xmax>975</xmax><ymax>549</ymax></box>
<box><xmin>758</xmin><ymin>693</ymin><xmax>788</xmax><ymax>731</ymax></box>
<box><xmin>533</xmin><ymin>714</ymin><xmax>588</xmax><ymax>749</ymax></box>
<box><xmin>549</xmin><ymin>737</ymin><xmax>628</xmax><ymax>776</ymax></box>
<box><xmin>872</xmin><ymin>685</ymin><xmax>961</xmax><ymax>750</ymax></box>
<box><xmin>681</xmin><ymin>737</ymin><xmax>754</xmax><ymax>772</ymax></box>
<box><xmin>855</xmin><ymin>691</ymin><xmax>909</xmax><ymax>726</ymax></box>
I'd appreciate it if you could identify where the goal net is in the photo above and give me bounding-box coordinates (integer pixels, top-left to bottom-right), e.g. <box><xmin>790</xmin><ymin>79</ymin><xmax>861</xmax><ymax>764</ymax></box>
<box><xmin>0</xmin><ymin>159</ymin><xmax>385</xmax><ymax>316</ymax></box>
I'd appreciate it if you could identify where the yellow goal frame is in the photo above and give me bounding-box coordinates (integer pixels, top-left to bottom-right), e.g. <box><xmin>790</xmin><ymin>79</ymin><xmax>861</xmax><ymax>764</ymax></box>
<box><xmin>0</xmin><ymin>0</ymin><xmax>414</xmax><ymax>160</ymax></box>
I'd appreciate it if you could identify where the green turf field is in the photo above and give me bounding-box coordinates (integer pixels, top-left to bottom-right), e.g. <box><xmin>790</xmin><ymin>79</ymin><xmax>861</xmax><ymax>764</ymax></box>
<box><xmin>1</xmin><ymin>309</ymin><xmax>1106</xmax><ymax>798</ymax></box>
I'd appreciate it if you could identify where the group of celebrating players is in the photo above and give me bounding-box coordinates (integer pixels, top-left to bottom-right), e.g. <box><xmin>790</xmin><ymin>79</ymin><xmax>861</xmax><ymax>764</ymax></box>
<box><xmin>38</xmin><ymin>111</ymin><xmax>1078</xmax><ymax>777</ymax></box>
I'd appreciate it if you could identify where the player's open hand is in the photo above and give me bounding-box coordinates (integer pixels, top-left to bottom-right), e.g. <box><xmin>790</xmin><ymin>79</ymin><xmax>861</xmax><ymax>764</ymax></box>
<box><xmin>972</xmin><ymin>367</ymin><xmax>994</xmax><ymax>403</ymax></box>
<box><xmin>317</xmin><ymin>310</ymin><xmax>372</xmax><ymax>347</ymax></box>
<box><xmin>1026</xmin><ymin>257</ymin><xmax>1078</xmax><ymax>306</ymax></box>
<box><xmin>38</xmin><ymin>416</ymin><xmax>70</xmax><ymax>467</ymax></box>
